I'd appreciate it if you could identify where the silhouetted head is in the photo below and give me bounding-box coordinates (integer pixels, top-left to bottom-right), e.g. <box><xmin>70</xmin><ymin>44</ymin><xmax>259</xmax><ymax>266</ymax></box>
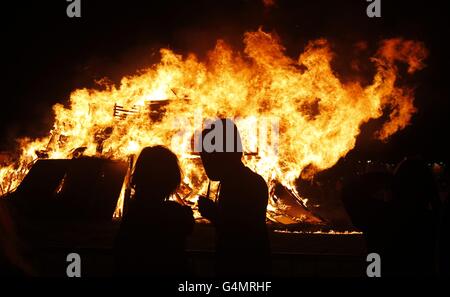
<box><xmin>131</xmin><ymin>146</ymin><xmax>181</xmax><ymax>202</ymax></box>
<box><xmin>392</xmin><ymin>158</ymin><xmax>439</xmax><ymax>212</ymax></box>
<box><xmin>341</xmin><ymin>172</ymin><xmax>392</xmax><ymax>232</ymax></box>
<box><xmin>195</xmin><ymin>118</ymin><xmax>243</xmax><ymax>181</ymax></box>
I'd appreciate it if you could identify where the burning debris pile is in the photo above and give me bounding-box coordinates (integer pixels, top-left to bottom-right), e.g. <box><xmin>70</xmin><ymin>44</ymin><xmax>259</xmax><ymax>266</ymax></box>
<box><xmin>0</xmin><ymin>29</ymin><xmax>427</xmax><ymax>224</ymax></box>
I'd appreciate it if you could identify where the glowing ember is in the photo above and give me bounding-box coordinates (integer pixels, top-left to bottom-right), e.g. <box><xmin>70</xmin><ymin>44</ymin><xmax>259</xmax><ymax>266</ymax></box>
<box><xmin>0</xmin><ymin>29</ymin><xmax>427</xmax><ymax>223</ymax></box>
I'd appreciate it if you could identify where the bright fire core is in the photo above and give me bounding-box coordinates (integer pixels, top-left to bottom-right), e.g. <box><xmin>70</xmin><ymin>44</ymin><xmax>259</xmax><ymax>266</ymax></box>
<box><xmin>0</xmin><ymin>30</ymin><xmax>427</xmax><ymax>223</ymax></box>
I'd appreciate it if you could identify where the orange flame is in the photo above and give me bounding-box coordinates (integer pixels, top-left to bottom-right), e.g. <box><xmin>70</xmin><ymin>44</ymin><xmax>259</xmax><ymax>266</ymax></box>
<box><xmin>0</xmin><ymin>30</ymin><xmax>427</xmax><ymax>221</ymax></box>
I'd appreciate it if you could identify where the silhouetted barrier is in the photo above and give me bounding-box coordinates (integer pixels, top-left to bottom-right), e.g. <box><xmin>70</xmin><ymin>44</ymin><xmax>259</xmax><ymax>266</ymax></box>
<box><xmin>6</xmin><ymin>158</ymin><xmax>127</xmax><ymax>220</ymax></box>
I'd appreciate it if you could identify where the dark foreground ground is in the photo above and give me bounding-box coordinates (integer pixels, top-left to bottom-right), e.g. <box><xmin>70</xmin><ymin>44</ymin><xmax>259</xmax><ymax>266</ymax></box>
<box><xmin>18</xmin><ymin>220</ymin><xmax>366</xmax><ymax>277</ymax></box>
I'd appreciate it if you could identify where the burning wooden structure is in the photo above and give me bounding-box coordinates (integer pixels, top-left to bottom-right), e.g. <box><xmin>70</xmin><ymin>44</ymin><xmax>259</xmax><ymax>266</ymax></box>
<box><xmin>0</xmin><ymin>30</ymin><xmax>427</xmax><ymax>226</ymax></box>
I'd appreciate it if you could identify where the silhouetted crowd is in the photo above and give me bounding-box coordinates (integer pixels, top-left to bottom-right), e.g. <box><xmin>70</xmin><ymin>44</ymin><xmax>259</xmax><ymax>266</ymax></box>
<box><xmin>115</xmin><ymin>119</ymin><xmax>271</xmax><ymax>277</ymax></box>
<box><xmin>341</xmin><ymin>158</ymin><xmax>449</xmax><ymax>277</ymax></box>
<box><xmin>1</xmin><ymin>119</ymin><xmax>449</xmax><ymax>277</ymax></box>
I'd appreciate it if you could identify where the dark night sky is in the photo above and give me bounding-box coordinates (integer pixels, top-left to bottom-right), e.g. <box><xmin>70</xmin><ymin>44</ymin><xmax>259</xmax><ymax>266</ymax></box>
<box><xmin>1</xmin><ymin>0</ymin><xmax>449</xmax><ymax>163</ymax></box>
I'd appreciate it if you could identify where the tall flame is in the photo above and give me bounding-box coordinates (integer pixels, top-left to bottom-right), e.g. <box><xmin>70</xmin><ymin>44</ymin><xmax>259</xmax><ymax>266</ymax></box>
<box><xmin>0</xmin><ymin>30</ymin><xmax>427</xmax><ymax>221</ymax></box>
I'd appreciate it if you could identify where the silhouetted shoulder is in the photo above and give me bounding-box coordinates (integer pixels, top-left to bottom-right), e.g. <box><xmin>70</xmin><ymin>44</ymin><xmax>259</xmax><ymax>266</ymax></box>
<box><xmin>244</xmin><ymin>167</ymin><xmax>268</xmax><ymax>195</ymax></box>
<box><xmin>163</xmin><ymin>201</ymin><xmax>193</xmax><ymax>215</ymax></box>
<box><xmin>163</xmin><ymin>201</ymin><xmax>195</xmax><ymax>232</ymax></box>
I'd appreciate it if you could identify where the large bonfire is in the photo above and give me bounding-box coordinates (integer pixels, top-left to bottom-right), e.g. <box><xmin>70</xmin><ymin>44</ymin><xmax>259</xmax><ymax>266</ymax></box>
<box><xmin>0</xmin><ymin>29</ymin><xmax>427</xmax><ymax>223</ymax></box>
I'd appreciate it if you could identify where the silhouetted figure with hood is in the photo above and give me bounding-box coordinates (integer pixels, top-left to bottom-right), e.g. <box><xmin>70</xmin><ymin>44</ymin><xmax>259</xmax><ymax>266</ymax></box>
<box><xmin>385</xmin><ymin>158</ymin><xmax>440</xmax><ymax>277</ymax></box>
<box><xmin>114</xmin><ymin>146</ymin><xmax>194</xmax><ymax>276</ymax></box>
<box><xmin>341</xmin><ymin>171</ymin><xmax>393</xmax><ymax>259</ymax></box>
<box><xmin>196</xmin><ymin>118</ymin><xmax>271</xmax><ymax>277</ymax></box>
<box><xmin>342</xmin><ymin>158</ymin><xmax>440</xmax><ymax>277</ymax></box>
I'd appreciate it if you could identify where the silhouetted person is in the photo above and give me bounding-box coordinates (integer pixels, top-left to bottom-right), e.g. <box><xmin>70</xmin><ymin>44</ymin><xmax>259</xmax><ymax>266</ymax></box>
<box><xmin>342</xmin><ymin>158</ymin><xmax>440</xmax><ymax>277</ymax></box>
<box><xmin>385</xmin><ymin>158</ymin><xmax>440</xmax><ymax>277</ymax></box>
<box><xmin>114</xmin><ymin>146</ymin><xmax>194</xmax><ymax>276</ymax></box>
<box><xmin>197</xmin><ymin>119</ymin><xmax>271</xmax><ymax>277</ymax></box>
<box><xmin>341</xmin><ymin>171</ymin><xmax>393</xmax><ymax>257</ymax></box>
<box><xmin>0</xmin><ymin>202</ymin><xmax>33</xmax><ymax>276</ymax></box>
